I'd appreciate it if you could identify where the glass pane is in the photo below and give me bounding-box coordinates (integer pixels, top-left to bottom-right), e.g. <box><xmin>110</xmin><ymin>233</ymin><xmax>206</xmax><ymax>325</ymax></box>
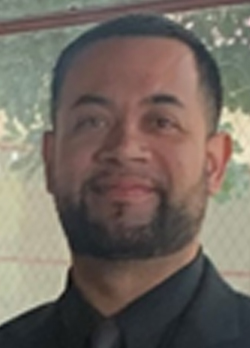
<box><xmin>0</xmin><ymin>3</ymin><xmax>250</xmax><ymax>324</ymax></box>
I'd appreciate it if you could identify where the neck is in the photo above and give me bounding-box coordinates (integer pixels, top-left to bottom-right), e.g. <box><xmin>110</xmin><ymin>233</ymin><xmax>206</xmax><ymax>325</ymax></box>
<box><xmin>71</xmin><ymin>241</ymin><xmax>200</xmax><ymax>317</ymax></box>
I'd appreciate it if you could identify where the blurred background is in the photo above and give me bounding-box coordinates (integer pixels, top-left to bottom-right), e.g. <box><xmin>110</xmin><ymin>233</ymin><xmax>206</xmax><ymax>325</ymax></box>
<box><xmin>0</xmin><ymin>0</ymin><xmax>249</xmax><ymax>324</ymax></box>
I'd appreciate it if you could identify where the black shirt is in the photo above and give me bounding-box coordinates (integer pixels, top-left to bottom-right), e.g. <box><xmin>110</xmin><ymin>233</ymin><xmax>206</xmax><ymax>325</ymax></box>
<box><xmin>58</xmin><ymin>253</ymin><xmax>204</xmax><ymax>348</ymax></box>
<box><xmin>2</xmin><ymin>252</ymin><xmax>250</xmax><ymax>348</ymax></box>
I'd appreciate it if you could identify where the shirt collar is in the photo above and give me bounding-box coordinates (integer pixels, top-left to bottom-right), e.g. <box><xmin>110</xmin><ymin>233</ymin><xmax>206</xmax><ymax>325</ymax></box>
<box><xmin>115</xmin><ymin>251</ymin><xmax>204</xmax><ymax>348</ymax></box>
<box><xmin>58</xmin><ymin>251</ymin><xmax>204</xmax><ymax>348</ymax></box>
<box><xmin>58</xmin><ymin>276</ymin><xmax>104</xmax><ymax>347</ymax></box>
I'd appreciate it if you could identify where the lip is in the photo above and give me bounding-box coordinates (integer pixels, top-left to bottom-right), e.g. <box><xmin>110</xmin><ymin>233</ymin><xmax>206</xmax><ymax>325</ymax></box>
<box><xmin>91</xmin><ymin>177</ymin><xmax>156</xmax><ymax>200</ymax></box>
<box><xmin>99</xmin><ymin>186</ymin><xmax>155</xmax><ymax>201</ymax></box>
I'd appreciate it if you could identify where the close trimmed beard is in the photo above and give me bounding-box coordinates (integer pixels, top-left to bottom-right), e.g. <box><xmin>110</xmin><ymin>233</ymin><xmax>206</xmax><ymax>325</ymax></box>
<box><xmin>54</xmin><ymin>173</ymin><xmax>208</xmax><ymax>260</ymax></box>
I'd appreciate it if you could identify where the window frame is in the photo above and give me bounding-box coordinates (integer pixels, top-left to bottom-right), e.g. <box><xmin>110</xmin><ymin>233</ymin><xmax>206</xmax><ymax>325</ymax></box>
<box><xmin>0</xmin><ymin>0</ymin><xmax>248</xmax><ymax>36</ymax></box>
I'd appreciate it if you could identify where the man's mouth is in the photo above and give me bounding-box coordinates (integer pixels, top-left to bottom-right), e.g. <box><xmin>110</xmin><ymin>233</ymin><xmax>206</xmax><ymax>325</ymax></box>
<box><xmin>90</xmin><ymin>177</ymin><xmax>156</xmax><ymax>201</ymax></box>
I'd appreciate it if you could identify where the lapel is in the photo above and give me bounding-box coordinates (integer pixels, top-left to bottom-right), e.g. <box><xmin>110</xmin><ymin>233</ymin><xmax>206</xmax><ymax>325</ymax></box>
<box><xmin>163</xmin><ymin>257</ymin><xmax>240</xmax><ymax>348</ymax></box>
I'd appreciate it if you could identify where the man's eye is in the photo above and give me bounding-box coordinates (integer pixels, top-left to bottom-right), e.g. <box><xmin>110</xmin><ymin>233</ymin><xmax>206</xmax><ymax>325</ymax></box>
<box><xmin>76</xmin><ymin>116</ymin><xmax>108</xmax><ymax>130</ymax></box>
<box><xmin>150</xmin><ymin>116</ymin><xmax>177</xmax><ymax>130</ymax></box>
<box><xmin>155</xmin><ymin>117</ymin><xmax>172</xmax><ymax>128</ymax></box>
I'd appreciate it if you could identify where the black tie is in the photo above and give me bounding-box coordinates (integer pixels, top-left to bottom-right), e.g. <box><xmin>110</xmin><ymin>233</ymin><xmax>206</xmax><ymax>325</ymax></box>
<box><xmin>89</xmin><ymin>319</ymin><xmax>121</xmax><ymax>348</ymax></box>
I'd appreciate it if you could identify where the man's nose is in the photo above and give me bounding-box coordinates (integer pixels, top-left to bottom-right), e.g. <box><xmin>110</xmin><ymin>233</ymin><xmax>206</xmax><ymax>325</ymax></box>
<box><xmin>95</xmin><ymin>122</ymin><xmax>152</xmax><ymax>165</ymax></box>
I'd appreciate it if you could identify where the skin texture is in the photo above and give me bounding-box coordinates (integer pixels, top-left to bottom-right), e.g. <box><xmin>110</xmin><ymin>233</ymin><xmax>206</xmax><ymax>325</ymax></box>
<box><xmin>43</xmin><ymin>37</ymin><xmax>231</xmax><ymax>315</ymax></box>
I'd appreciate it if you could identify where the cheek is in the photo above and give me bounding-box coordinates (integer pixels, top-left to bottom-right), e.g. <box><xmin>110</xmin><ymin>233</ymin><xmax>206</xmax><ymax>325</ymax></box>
<box><xmin>154</xmin><ymin>141</ymin><xmax>206</xmax><ymax>192</ymax></box>
<box><xmin>53</xmin><ymin>140</ymin><xmax>97</xmax><ymax>194</ymax></box>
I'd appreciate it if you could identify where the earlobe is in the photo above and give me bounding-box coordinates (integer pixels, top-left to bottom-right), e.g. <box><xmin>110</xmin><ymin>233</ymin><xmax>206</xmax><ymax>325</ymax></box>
<box><xmin>206</xmin><ymin>132</ymin><xmax>232</xmax><ymax>195</ymax></box>
<box><xmin>42</xmin><ymin>131</ymin><xmax>55</xmax><ymax>194</ymax></box>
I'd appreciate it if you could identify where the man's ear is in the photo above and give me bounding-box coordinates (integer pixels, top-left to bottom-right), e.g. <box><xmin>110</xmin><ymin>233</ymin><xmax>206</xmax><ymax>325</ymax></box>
<box><xmin>42</xmin><ymin>131</ymin><xmax>55</xmax><ymax>194</ymax></box>
<box><xmin>206</xmin><ymin>132</ymin><xmax>232</xmax><ymax>195</ymax></box>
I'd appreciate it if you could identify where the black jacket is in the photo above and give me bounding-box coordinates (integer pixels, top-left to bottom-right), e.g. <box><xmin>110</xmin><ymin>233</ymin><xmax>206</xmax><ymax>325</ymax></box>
<box><xmin>1</xmin><ymin>257</ymin><xmax>250</xmax><ymax>348</ymax></box>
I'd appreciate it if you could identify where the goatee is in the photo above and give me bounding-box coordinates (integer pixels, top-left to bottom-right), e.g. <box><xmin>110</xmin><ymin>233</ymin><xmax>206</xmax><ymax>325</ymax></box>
<box><xmin>54</xmin><ymin>175</ymin><xmax>208</xmax><ymax>260</ymax></box>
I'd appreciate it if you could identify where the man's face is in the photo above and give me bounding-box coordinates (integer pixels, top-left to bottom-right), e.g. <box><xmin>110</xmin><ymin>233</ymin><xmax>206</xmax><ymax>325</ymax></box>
<box><xmin>43</xmin><ymin>37</ymin><xmax>231</xmax><ymax>259</ymax></box>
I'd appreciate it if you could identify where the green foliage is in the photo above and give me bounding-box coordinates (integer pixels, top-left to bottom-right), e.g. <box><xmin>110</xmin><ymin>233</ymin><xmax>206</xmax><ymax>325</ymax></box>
<box><xmin>179</xmin><ymin>5</ymin><xmax>250</xmax><ymax>115</ymax></box>
<box><xmin>215</xmin><ymin>160</ymin><xmax>250</xmax><ymax>203</ymax></box>
<box><xmin>0</xmin><ymin>2</ymin><xmax>250</xmax><ymax>201</ymax></box>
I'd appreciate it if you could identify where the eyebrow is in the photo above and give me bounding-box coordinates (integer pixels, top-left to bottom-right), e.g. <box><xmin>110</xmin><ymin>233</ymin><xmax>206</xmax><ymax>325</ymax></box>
<box><xmin>70</xmin><ymin>94</ymin><xmax>111</xmax><ymax>110</ymax></box>
<box><xmin>70</xmin><ymin>93</ymin><xmax>184</xmax><ymax>110</ymax></box>
<box><xmin>145</xmin><ymin>94</ymin><xmax>184</xmax><ymax>108</ymax></box>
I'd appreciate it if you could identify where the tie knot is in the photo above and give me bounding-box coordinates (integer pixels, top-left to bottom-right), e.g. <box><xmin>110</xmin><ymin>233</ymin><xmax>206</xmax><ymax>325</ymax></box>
<box><xmin>89</xmin><ymin>319</ymin><xmax>121</xmax><ymax>348</ymax></box>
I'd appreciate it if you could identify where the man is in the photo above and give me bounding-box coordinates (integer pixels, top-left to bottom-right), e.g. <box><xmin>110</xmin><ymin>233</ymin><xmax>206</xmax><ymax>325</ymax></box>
<box><xmin>1</xmin><ymin>13</ymin><xmax>250</xmax><ymax>348</ymax></box>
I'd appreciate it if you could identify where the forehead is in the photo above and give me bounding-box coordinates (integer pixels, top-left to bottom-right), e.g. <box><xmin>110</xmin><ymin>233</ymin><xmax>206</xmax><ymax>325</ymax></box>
<box><xmin>59</xmin><ymin>37</ymin><xmax>201</xmax><ymax>109</ymax></box>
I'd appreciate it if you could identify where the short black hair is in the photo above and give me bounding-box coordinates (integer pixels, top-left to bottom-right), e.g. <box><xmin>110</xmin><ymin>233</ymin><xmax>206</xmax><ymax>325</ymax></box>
<box><xmin>51</xmin><ymin>13</ymin><xmax>222</xmax><ymax>133</ymax></box>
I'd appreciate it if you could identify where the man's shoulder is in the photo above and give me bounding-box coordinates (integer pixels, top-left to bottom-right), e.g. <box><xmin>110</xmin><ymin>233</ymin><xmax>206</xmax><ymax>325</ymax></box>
<box><xmin>194</xmin><ymin>257</ymin><xmax>250</xmax><ymax>346</ymax></box>
<box><xmin>202</xmin><ymin>257</ymin><xmax>250</xmax><ymax>319</ymax></box>
<box><xmin>0</xmin><ymin>301</ymin><xmax>59</xmax><ymax>348</ymax></box>
<box><xmin>228</xmin><ymin>292</ymin><xmax>250</xmax><ymax>346</ymax></box>
<box><xmin>237</xmin><ymin>291</ymin><xmax>250</xmax><ymax>324</ymax></box>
